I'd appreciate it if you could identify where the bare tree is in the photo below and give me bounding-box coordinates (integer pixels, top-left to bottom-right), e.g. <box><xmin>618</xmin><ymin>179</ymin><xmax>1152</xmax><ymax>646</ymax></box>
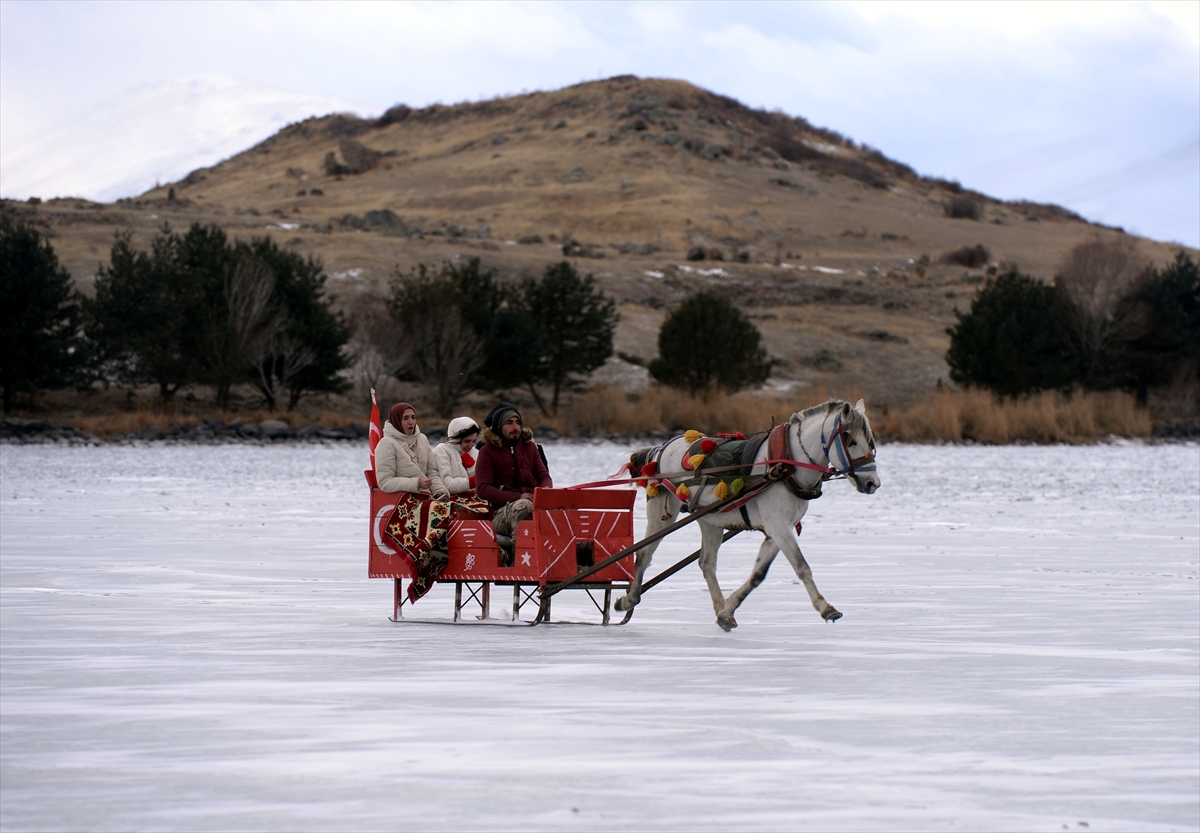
<box><xmin>1056</xmin><ymin>240</ymin><xmax>1150</xmax><ymax>388</ymax></box>
<box><xmin>346</xmin><ymin>294</ymin><xmax>406</xmax><ymax>405</ymax></box>
<box><xmin>203</xmin><ymin>257</ymin><xmax>277</xmax><ymax>409</ymax></box>
<box><xmin>387</xmin><ymin>265</ymin><xmax>485</xmax><ymax>417</ymax></box>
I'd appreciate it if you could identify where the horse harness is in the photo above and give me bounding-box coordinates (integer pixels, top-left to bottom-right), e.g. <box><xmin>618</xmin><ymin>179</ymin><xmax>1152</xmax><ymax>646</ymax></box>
<box><xmin>631</xmin><ymin>410</ymin><xmax>876</xmax><ymax>523</ymax></box>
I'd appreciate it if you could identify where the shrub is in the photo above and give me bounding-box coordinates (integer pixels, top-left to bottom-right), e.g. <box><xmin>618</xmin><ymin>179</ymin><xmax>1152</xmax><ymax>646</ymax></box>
<box><xmin>1120</xmin><ymin>250</ymin><xmax>1200</xmax><ymax>402</ymax></box>
<box><xmin>650</xmin><ymin>291</ymin><xmax>771</xmax><ymax>393</ymax></box>
<box><xmin>944</xmin><ymin>195</ymin><xmax>982</xmax><ymax>220</ymax></box>
<box><xmin>940</xmin><ymin>244</ymin><xmax>991</xmax><ymax>268</ymax></box>
<box><xmin>0</xmin><ymin>218</ymin><xmax>83</xmax><ymax>411</ymax></box>
<box><xmin>946</xmin><ymin>271</ymin><xmax>1072</xmax><ymax>396</ymax></box>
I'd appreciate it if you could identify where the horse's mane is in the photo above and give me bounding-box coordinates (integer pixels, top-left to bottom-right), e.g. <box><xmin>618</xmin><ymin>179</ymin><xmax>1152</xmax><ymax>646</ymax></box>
<box><xmin>796</xmin><ymin>400</ymin><xmax>840</xmax><ymax>422</ymax></box>
<box><xmin>793</xmin><ymin>400</ymin><xmax>874</xmax><ymax>442</ymax></box>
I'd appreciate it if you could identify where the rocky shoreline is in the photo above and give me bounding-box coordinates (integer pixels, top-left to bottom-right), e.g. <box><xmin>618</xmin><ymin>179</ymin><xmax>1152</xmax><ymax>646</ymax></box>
<box><xmin>2</xmin><ymin>416</ymin><xmax>1195</xmax><ymax>447</ymax></box>
<box><xmin>0</xmin><ymin>416</ymin><xmax>679</xmax><ymax>447</ymax></box>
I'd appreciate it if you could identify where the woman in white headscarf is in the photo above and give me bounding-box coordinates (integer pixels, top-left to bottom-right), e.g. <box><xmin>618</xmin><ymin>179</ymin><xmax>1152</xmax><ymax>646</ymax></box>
<box><xmin>432</xmin><ymin>416</ymin><xmax>480</xmax><ymax>495</ymax></box>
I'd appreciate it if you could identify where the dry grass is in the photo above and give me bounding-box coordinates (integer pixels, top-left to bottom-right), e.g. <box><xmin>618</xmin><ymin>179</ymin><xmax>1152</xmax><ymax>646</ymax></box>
<box><xmin>16</xmin><ymin>388</ymin><xmax>361</xmax><ymax>439</ymax></box>
<box><xmin>872</xmin><ymin>387</ymin><xmax>1152</xmax><ymax>444</ymax></box>
<box><xmin>12</xmin><ymin>383</ymin><xmax>1157</xmax><ymax>444</ymax></box>
<box><xmin>538</xmin><ymin>384</ymin><xmax>1152</xmax><ymax>444</ymax></box>
<box><xmin>548</xmin><ymin>383</ymin><xmax>849</xmax><ymax>437</ymax></box>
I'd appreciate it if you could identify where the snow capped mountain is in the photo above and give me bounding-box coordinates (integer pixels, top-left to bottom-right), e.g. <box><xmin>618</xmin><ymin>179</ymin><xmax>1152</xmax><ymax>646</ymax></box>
<box><xmin>0</xmin><ymin>75</ymin><xmax>363</xmax><ymax>203</ymax></box>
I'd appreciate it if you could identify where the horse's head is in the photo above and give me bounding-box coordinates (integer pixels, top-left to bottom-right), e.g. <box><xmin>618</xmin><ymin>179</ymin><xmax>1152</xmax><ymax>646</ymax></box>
<box><xmin>836</xmin><ymin>399</ymin><xmax>879</xmax><ymax>495</ymax></box>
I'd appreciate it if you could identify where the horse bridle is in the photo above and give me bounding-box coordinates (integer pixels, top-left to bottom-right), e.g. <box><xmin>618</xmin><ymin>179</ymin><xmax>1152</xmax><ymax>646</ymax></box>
<box><xmin>796</xmin><ymin>410</ymin><xmax>877</xmax><ymax>481</ymax></box>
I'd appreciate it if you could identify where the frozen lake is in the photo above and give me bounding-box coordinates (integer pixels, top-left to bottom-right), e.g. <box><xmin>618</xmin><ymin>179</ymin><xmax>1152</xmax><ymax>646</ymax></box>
<box><xmin>1</xmin><ymin>441</ymin><xmax>1197</xmax><ymax>832</ymax></box>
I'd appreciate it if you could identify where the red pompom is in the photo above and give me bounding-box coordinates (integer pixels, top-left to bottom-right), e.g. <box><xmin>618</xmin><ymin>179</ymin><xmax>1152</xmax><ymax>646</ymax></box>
<box><xmin>461</xmin><ymin>452</ymin><xmax>475</xmax><ymax>468</ymax></box>
<box><xmin>640</xmin><ymin>462</ymin><xmax>658</xmax><ymax>478</ymax></box>
<box><xmin>700</xmin><ymin>439</ymin><xmax>717</xmax><ymax>453</ymax></box>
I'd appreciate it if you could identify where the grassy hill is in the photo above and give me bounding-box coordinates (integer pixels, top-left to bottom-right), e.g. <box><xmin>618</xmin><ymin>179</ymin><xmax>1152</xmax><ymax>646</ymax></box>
<box><xmin>5</xmin><ymin>75</ymin><xmax>1192</xmax><ymax>411</ymax></box>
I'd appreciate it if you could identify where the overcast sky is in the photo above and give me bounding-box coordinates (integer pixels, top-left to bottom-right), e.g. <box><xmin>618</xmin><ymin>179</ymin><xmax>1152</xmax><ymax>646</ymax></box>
<box><xmin>2</xmin><ymin>0</ymin><xmax>1197</xmax><ymax>248</ymax></box>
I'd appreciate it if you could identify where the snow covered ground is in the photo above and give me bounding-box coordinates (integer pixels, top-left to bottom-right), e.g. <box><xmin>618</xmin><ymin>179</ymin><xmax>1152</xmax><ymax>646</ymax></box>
<box><xmin>2</xmin><ymin>442</ymin><xmax>1197</xmax><ymax>832</ymax></box>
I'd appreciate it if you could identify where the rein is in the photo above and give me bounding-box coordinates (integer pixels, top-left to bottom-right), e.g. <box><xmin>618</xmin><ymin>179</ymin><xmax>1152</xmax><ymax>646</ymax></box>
<box><xmin>566</xmin><ymin>456</ymin><xmax>833</xmax><ymax>491</ymax></box>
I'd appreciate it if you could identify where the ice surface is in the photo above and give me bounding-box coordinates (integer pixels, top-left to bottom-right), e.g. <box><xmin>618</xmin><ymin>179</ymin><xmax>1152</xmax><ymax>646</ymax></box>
<box><xmin>2</xmin><ymin>442</ymin><xmax>1197</xmax><ymax>831</ymax></box>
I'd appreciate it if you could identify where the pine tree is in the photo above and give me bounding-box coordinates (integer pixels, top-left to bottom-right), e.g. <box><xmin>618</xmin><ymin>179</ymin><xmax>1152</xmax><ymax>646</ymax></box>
<box><xmin>945</xmin><ymin>271</ymin><xmax>1072</xmax><ymax>396</ymax></box>
<box><xmin>0</xmin><ymin>218</ymin><xmax>83</xmax><ymax>412</ymax></box>
<box><xmin>650</xmin><ymin>291</ymin><xmax>770</xmax><ymax>393</ymax></box>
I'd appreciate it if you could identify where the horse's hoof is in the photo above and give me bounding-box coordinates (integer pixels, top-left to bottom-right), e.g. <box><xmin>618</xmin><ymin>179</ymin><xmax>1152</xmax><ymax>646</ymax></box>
<box><xmin>822</xmin><ymin>608</ymin><xmax>842</xmax><ymax>622</ymax></box>
<box><xmin>717</xmin><ymin>613</ymin><xmax>738</xmax><ymax>631</ymax></box>
<box><xmin>614</xmin><ymin>596</ymin><xmax>634</xmax><ymax>612</ymax></box>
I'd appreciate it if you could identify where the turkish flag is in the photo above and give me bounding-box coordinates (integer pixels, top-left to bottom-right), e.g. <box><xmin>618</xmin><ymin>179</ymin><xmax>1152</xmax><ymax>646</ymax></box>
<box><xmin>368</xmin><ymin>388</ymin><xmax>382</xmax><ymax>482</ymax></box>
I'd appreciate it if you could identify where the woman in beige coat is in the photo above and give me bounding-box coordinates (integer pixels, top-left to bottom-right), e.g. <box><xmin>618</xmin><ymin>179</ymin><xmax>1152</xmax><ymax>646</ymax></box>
<box><xmin>375</xmin><ymin>402</ymin><xmax>447</xmax><ymax>497</ymax></box>
<box><xmin>377</xmin><ymin>402</ymin><xmax>488</xmax><ymax>604</ymax></box>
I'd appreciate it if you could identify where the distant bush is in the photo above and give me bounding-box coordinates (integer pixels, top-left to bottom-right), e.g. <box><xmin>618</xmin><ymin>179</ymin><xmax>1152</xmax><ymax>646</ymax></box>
<box><xmin>929</xmin><ymin>177</ymin><xmax>963</xmax><ymax>193</ymax></box>
<box><xmin>376</xmin><ymin>104</ymin><xmax>412</xmax><ymax>127</ymax></box>
<box><xmin>940</xmin><ymin>244</ymin><xmax>991</xmax><ymax>268</ymax></box>
<box><xmin>826</xmin><ymin>158</ymin><xmax>888</xmax><ymax>189</ymax></box>
<box><xmin>651</xmin><ymin>292</ymin><xmax>771</xmax><ymax>393</ymax></box>
<box><xmin>944</xmin><ymin>196</ymin><xmax>982</xmax><ymax>220</ymax></box>
<box><xmin>1122</xmin><ymin>251</ymin><xmax>1200</xmax><ymax>403</ymax></box>
<box><xmin>946</xmin><ymin>271</ymin><xmax>1072</xmax><ymax>396</ymax></box>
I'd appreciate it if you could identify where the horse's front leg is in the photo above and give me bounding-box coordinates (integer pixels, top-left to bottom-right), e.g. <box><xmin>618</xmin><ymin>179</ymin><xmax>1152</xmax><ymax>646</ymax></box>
<box><xmin>768</xmin><ymin>520</ymin><xmax>842</xmax><ymax>622</ymax></box>
<box><xmin>615</xmin><ymin>493</ymin><xmax>679</xmax><ymax>611</ymax></box>
<box><xmin>719</xmin><ymin>536</ymin><xmax>779</xmax><ymax>631</ymax></box>
<box><xmin>696</xmin><ymin>522</ymin><xmax>732</xmax><ymax>627</ymax></box>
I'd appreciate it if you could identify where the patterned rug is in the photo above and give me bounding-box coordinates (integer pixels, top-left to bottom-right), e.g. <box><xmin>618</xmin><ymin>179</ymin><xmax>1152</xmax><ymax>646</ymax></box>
<box><xmin>383</xmin><ymin>491</ymin><xmax>490</xmax><ymax>602</ymax></box>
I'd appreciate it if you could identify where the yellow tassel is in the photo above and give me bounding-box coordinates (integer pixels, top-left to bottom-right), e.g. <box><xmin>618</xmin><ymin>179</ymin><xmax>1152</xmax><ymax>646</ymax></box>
<box><xmin>731</xmin><ymin>478</ymin><xmax>745</xmax><ymax>495</ymax></box>
<box><xmin>676</xmin><ymin>483</ymin><xmax>691</xmax><ymax>500</ymax></box>
<box><xmin>689</xmin><ymin>454</ymin><xmax>706</xmax><ymax>470</ymax></box>
<box><xmin>714</xmin><ymin>480</ymin><xmax>729</xmax><ymax>499</ymax></box>
<box><xmin>684</xmin><ymin>429</ymin><xmax>703</xmax><ymax>444</ymax></box>
<box><xmin>646</xmin><ymin>484</ymin><xmax>660</xmax><ymax>498</ymax></box>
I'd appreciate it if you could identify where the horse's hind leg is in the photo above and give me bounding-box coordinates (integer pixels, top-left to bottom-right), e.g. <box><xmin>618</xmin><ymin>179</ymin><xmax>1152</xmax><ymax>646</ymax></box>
<box><xmin>615</xmin><ymin>493</ymin><xmax>679</xmax><ymax>611</ymax></box>
<box><xmin>718</xmin><ymin>537</ymin><xmax>779</xmax><ymax>631</ymax></box>
<box><xmin>773</xmin><ymin>527</ymin><xmax>841</xmax><ymax>622</ymax></box>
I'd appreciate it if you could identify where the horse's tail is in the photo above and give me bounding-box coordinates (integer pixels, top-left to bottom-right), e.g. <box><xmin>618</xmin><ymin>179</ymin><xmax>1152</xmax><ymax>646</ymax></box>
<box><xmin>629</xmin><ymin>448</ymin><xmax>652</xmax><ymax>480</ymax></box>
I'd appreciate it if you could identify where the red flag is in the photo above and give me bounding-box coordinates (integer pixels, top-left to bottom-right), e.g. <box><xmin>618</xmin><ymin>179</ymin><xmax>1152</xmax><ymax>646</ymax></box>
<box><xmin>369</xmin><ymin>388</ymin><xmax>382</xmax><ymax>470</ymax></box>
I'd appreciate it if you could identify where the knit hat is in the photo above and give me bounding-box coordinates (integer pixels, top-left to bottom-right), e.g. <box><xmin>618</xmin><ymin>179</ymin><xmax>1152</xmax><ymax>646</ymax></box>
<box><xmin>447</xmin><ymin>416</ymin><xmax>480</xmax><ymax>441</ymax></box>
<box><xmin>485</xmin><ymin>402</ymin><xmax>521</xmax><ymax>433</ymax></box>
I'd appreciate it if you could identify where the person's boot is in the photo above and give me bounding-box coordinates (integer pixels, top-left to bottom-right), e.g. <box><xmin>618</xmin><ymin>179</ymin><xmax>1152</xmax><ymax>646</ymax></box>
<box><xmin>496</xmin><ymin>534</ymin><xmax>515</xmax><ymax>567</ymax></box>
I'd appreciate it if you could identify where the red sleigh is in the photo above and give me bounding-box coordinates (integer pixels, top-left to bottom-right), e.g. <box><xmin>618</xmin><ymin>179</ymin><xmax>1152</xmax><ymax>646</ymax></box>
<box><xmin>368</xmin><ymin>471</ymin><xmax>637</xmax><ymax>625</ymax></box>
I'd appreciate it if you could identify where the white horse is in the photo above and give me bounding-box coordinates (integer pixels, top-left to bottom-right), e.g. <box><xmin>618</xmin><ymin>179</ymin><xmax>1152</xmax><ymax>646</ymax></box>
<box><xmin>616</xmin><ymin>399</ymin><xmax>880</xmax><ymax>630</ymax></box>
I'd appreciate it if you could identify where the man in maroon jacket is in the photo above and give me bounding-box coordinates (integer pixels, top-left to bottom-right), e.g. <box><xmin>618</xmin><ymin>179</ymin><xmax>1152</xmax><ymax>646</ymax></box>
<box><xmin>475</xmin><ymin>403</ymin><xmax>552</xmax><ymax>546</ymax></box>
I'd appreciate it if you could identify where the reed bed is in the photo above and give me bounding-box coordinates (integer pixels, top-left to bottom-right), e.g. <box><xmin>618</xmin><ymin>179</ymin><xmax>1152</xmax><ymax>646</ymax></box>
<box><xmin>551</xmin><ymin>385</ymin><xmax>1152</xmax><ymax>444</ymax></box>
<box><xmin>12</xmin><ymin>384</ymin><xmax>1157</xmax><ymax>444</ymax></box>
<box><xmin>859</xmin><ymin>388</ymin><xmax>1150</xmax><ymax>444</ymax></box>
<box><xmin>552</xmin><ymin>383</ymin><xmax>844</xmax><ymax>438</ymax></box>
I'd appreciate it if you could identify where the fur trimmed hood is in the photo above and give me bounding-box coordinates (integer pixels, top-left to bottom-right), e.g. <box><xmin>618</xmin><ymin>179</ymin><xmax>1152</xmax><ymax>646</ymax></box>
<box><xmin>482</xmin><ymin>425</ymin><xmax>534</xmax><ymax>448</ymax></box>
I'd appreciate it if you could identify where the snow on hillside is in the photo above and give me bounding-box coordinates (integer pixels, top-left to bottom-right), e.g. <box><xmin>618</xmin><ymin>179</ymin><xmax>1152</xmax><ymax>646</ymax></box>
<box><xmin>0</xmin><ymin>75</ymin><xmax>361</xmax><ymax>203</ymax></box>
<box><xmin>1</xmin><ymin>442</ymin><xmax>1197</xmax><ymax>831</ymax></box>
